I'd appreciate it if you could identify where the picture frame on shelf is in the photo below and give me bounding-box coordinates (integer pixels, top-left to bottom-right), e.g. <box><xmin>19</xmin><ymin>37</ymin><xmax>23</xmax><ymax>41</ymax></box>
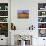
<box><xmin>38</xmin><ymin>23</ymin><xmax>46</xmax><ymax>28</ymax></box>
<box><xmin>0</xmin><ymin>17</ymin><xmax>8</xmax><ymax>22</ymax></box>
<box><xmin>0</xmin><ymin>23</ymin><xmax>8</xmax><ymax>37</ymax></box>
<box><xmin>38</xmin><ymin>11</ymin><xmax>46</xmax><ymax>16</ymax></box>
<box><xmin>38</xmin><ymin>17</ymin><xmax>46</xmax><ymax>22</ymax></box>
<box><xmin>38</xmin><ymin>29</ymin><xmax>46</xmax><ymax>37</ymax></box>
<box><xmin>38</xmin><ymin>3</ymin><xmax>46</xmax><ymax>10</ymax></box>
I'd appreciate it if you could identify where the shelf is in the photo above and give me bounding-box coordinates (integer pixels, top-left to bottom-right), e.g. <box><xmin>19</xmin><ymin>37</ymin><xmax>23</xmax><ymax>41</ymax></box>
<box><xmin>0</xmin><ymin>22</ymin><xmax>8</xmax><ymax>23</ymax></box>
<box><xmin>0</xmin><ymin>16</ymin><xmax>8</xmax><ymax>17</ymax></box>
<box><xmin>38</xmin><ymin>28</ymin><xmax>46</xmax><ymax>29</ymax></box>
<box><xmin>38</xmin><ymin>37</ymin><xmax>46</xmax><ymax>38</ymax></box>
<box><xmin>0</xmin><ymin>10</ymin><xmax>8</xmax><ymax>11</ymax></box>
<box><xmin>38</xmin><ymin>10</ymin><xmax>46</xmax><ymax>11</ymax></box>
<box><xmin>38</xmin><ymin>16</ymin><xmax>46</xmax><ymax>17</ymax></box>
<box><xmin>38</xmin><ymin>22</ymin><xmax>46</xmax><ymax>23</ymax></box>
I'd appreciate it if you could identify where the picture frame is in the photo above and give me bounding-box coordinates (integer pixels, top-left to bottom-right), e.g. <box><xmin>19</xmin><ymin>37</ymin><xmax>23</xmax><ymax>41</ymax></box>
<box><xmin>17</xmin><ymin>10</ymin><xmax>29</xmax><ymax>19</ymax></box>
<box><xmin>38</xmin><ymin>29</ymin><xmax>46</xmax><ymax>37</ymax></box>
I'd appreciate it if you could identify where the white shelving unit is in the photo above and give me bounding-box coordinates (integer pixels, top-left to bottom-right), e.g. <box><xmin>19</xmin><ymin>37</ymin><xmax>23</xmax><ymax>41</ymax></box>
<box><xmin>38</xmin><ymin>28</ymin><xmax>46</xmax><ymax>29</ymax></box>
<box><xmin>38</xmin><ymin>10</ymin><xmax>46</xmax><ymax>11</ymax></box>
<box><xmin>0</xmin><ymin>3</ymin><xmax>8</xmax><ymax>45</ymax></box>
<box><xmin>38</xmin><ymin>3</ymin><xmax>46</xmax><ymax>37</ymax></box>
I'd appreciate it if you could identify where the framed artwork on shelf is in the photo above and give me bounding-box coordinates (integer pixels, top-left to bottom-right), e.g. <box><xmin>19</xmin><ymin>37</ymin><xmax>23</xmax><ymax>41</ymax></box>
<box><xmin>0</xmin><ymin>17</ymin><xmax>8</xmax><ymax>22</ymax></box>
<box><xmin>38</xmin><ymin>23</ymin><xmax>46</xmax><ymax>28</ymax></box>
<box><xmin>38</xmin><ymin>3</ymin><xmax>46</xmax><ymax>10</ymax></box>
<box><xmin>38</xmin><ymin>17</ymin><xmax>46</xmax><ymax>22</ymax></box>
<box><xmin>38</xmin><ymin>29</ymin><xmax>46</xmax><ymax>37</ymax></box>
<box><xmin>38</xmin><ymin>11</ymin><xmax>46</xmax><ymax>16</ymax></box>
<box><xmin>17</xmin><ymin>10</ymin><xmax>29</xmax><ymax>19</ymax></box>
<box><xmin>0</xmin><ymin>23</ymin><xmax>8</xmax><ymax>37</ymax></box>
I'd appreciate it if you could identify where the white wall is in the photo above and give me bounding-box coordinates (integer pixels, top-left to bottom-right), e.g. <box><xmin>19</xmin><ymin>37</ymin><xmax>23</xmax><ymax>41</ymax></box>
<box><xmin>0</xmin><ymin>0</ymin><xmax>46</xmax><ymax>46</ymax></box>
<box><xmin>11</xmin><ymin>0</ymin><xmax>46</xmax><ymax>46</ymax></box>
<box><xmin>11</xmin><ymin>0</ymin><xmax>38</xmax><ymax>30</ymax></box>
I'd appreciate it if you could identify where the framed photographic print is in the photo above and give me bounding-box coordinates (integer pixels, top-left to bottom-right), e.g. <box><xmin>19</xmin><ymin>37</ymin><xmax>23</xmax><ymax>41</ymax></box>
<box><xmin>17</xmin><ymin>10</ymin><xmax>29</xmax><ymax>19</ymax></box>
